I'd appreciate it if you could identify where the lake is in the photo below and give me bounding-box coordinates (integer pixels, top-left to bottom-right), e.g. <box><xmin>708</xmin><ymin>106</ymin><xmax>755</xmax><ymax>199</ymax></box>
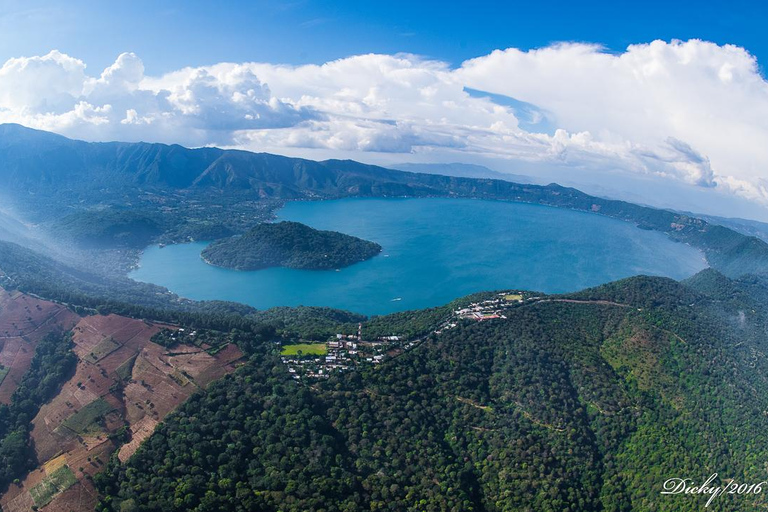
<box><xmin>130</xmin><ymin>198</ymin><xmax>707</xmax><ymax>315</ymax></box>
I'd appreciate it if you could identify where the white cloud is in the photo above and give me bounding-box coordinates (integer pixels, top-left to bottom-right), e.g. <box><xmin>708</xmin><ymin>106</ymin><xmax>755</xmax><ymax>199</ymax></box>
<box><xmin>0</xmin><ymin>50</ymin><xmax>85</xmax><ymax>112</ymax></box>
<box><xmin>1</xmin><ymin>41</ymin><xmax>768</xmax><ymax>211</ymax></box>
<box><xmin>0</xmin><ymin>51</ymin><xmax>314</xmax><ymax>145</ymax></box>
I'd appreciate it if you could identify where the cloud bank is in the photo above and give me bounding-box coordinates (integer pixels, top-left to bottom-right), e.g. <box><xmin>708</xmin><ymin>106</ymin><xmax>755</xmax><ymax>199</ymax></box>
<box><xmin>1</xmin><ymin>40</ymin><xmax>767</xmax><ymax>207</ymax></box>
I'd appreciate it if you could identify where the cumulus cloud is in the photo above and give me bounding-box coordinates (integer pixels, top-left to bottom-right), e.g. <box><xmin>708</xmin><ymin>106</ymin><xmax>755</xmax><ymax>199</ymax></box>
<box><xmin>1</xmin><ymin>41</ymin><xmax>768</xmax><ymax>208</ymax></box>
<box><xmin>0</xmin><ymin>50</ymin><xmax>315</xmax><ymax>145</ymax></box>
<box><xmin>0</xmin><ymin>50</ymin><xmax>85</xmax><ymax>113</ymax></box>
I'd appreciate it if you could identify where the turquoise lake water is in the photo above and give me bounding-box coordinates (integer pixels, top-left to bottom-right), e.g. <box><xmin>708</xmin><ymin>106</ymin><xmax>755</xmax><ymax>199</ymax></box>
<box><xmin>129</xmin><ymin>198</ymin><xmax>707</xmax><ymax>315</ymax></box>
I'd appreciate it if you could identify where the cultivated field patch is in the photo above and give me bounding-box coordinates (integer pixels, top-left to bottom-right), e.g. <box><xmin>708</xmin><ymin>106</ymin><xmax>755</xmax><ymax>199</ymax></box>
<box><xmin>29</xmin><ymin>465</ymin><xmax>77</xmax><ymax>507</ymax></box>
<box><xmin>83</xmin><ymin>337</ymin><xmax>121</xmax><ymax>363</ymax></box>
<box><xmin>0</xmin><ymin>289</ymin><xmax>79</xmax><ymax>402</ymax></box>
<box><xmin>1</xmin><ymin>297</ymin><xmax>245</xmax><ymax>512</ymax></box>
<box><xmin>60</xmin><ymin>398</ymin><xmax>114</xmax><ymax>435</ymax></box>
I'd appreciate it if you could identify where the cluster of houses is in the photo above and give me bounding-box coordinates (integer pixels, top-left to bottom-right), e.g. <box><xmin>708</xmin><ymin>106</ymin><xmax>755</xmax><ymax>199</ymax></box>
<box><xmin>283</xmin><ymin>291</ymin><xmax>530</xmax><ymax>380</ymax></box>
<box><xmin>281</xmin><ymin>327</ymin><xmax>414</xmax><ymax>379</ymax></box>
<box><xmin>454</xmin><ymin>293</ymin><xmax>525</xmax><ymax>321</ymax></box>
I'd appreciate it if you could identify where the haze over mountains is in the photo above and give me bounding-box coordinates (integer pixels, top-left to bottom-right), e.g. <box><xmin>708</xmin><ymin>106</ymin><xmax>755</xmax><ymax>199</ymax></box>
<box><xmin>388</xmin><ymin>162</ymin><xmax>538</xmax><ymax>184</ymax></box>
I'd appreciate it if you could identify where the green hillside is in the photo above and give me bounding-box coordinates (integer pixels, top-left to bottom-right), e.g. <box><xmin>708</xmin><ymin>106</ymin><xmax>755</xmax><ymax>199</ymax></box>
<box><xmin>95</xmin><ymin>272</ymin><xmax>768</xmax><ymax>512</ymax></box>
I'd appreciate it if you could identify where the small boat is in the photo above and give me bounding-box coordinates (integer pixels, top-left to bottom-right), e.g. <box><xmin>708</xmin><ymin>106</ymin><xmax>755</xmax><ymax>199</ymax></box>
<box><xmin>391</xmin><ymin>297</ymin><xmax>402</xmax><ymax>302</ymax></box>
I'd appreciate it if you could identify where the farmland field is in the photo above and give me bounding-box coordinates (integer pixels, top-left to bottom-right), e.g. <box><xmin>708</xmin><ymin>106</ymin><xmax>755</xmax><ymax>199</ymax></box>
<box><xmin>29</xmin><ymin>465</ymin><xmax>77</xmax><ymax>507</ymax></box>
<box><xmin>60</xmin><ymin>398</ymin><xmax>114</xmax><ymax>434</ymax></box>
<box><xmin>84</xmin><ymin>337</ymin><xmax>121</xmax><ymax>363</ymax></box>
<box><xmin>0</xmin><ymin>292</ymin><xmax>245</xmax><ymax>512</ymax></box>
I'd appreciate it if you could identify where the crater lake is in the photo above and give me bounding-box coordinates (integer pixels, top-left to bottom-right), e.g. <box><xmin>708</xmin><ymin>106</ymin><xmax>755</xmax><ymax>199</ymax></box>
<box><xmin>129</xmin><ymin>198</ymin><xmax>708</xmax><ymax>315</ymax></box>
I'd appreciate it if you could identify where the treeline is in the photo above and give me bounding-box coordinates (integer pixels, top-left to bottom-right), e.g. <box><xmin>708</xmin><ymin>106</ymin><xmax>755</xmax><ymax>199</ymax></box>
<box><xmin>249</xmin><ymin>306</ymin><xmax>366</xmax><ymax>340</ymax></box>
<box><xmin>0</xmin><ymin>331</ymin><xmax>76</xmax><ymax>490</ymax></box>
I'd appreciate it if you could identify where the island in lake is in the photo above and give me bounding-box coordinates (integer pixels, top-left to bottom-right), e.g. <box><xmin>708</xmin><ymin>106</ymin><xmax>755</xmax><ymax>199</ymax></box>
<box><xmin>201</xmin><ymin>220</ymin><xmax>382</xmax><ymax>270</ymax></box>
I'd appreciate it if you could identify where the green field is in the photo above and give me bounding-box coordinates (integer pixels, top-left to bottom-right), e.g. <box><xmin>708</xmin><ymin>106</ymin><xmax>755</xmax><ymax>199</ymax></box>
<box><xmin>30</xmin><ymin>465</ymin><xmax>77</xmax><ymax>507</ymax></box>
<box><xmin>61</xmin><ymin>398</ymin><xmax>114</xmax><ymax>434</ymax></box>
<box><xmin>115</xmin><ymin>355</ymin><xmax>137</xmax><ymax>381</ymax></box>
<box><xmin>0</xmin><ymin>364</ymin><xmax>9</xmax><ymax>386</ymax></box>
<box><xmin>84</xmin><ymin>337</ymin><xmax>121</xmax><ymax>363</ymax></box>
<box><xmin>280</xmin><ymin>343</ymin><xmax>327</xmax><ymax>356</ymax></box>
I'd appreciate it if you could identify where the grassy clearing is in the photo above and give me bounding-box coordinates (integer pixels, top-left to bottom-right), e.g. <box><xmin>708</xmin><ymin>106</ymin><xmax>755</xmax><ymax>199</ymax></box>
<box><xmin>281</xmin><ymin>343</ymin><xmax>327</xmax><ymax>357</ymax></box>
<box><xmin>115</xmin><ymin>354</ymin><xmax>137</xmax><ymax>381</ymax></box>
<box><xmin>84</xmin><ymin>337</ymin><xmax>121</xmax><ymax>363</ymax></box>
<box><xmin>61</xmin><ymin>398</ymin><xmax>114</xmax><ymax>434</ymax></box>
<box><xmin>30</xmin><ymin>465</ymin><xmax>77</xmax><ymax>507</ymax></box>
<box><xmin>169</xmin><ymin>370</ymin><xmax>191</xmax><ymax>387</ymax></box>
<box><xmin>0</xmin><ymin>364</ymin><xmax>9</xmax><ymax>386</ymax></box>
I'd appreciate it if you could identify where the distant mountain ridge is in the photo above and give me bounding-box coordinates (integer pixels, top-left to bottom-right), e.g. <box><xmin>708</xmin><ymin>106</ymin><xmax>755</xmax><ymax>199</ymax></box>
<box><xmin>3</xmin><ymin>123</ymin><xmax>768</xmax><ymax>279</ymax></box>
<box><xmin>388</xmin><ymin>162</ymin><xmax>538</xmax><ymax>183</ymax></box>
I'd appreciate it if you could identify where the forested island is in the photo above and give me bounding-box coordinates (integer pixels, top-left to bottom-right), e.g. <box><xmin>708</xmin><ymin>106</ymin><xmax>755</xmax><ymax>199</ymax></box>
<box><xmin>200</xmin><ymin>221</ymin><xmax>382</xmax><ymax>270</ymax></box>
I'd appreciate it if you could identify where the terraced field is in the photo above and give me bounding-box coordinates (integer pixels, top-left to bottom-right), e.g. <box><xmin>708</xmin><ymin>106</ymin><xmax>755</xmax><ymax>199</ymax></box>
<box><xmin>0</xmin><ymin>289</ymin><xmax>80</xmax><ymax>402</ymax></box>
<box><xmin>0</xmin><ymin>290</ymin><xmax>245</xmax><ymax>512</ymax></box>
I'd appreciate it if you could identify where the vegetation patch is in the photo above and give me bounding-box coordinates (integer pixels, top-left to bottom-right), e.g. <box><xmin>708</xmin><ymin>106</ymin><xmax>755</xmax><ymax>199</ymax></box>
<box><xmin>30</xmin><ymin>464</ymin><xmax>77</xmax><ymax>507</ymax></box>
<box><xmin>61</xmin><ymin>398</ymin><xmax>114</xmax><ymax>434</ymax></box>
<box><xmin>0</xmin><ymin>364</ymin><xmax>9</xmax><ymax>386</ymax></box>
<box><xmin>168</xmin><ymin>370</ymin><xmax>191</xmax><ymax>387</ymax></box>
<box><xmin>84</xmin><ymin>337</ymin><xmax>122</xmax><ymax>363</ymax></box>
<box><xmin>280</xmin><ymin>343</ymin><xmax>327</xmax><ymax>356</ymax></box>
<box><xmin>115</xmin><ymin>354</ymin><xmax>137</xmax><ymax>381</ymax></box>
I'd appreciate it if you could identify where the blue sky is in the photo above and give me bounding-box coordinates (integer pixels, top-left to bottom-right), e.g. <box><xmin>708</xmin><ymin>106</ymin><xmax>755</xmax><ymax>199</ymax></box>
<box><xmin>1</xmin><ymin>0</ymin><xmax>767</xmax><ymax>73</ymax></box>
<box><xmin>2</xmin><ymin>0</ymin><xmax>768</xmax><ymax>220</ymax></box>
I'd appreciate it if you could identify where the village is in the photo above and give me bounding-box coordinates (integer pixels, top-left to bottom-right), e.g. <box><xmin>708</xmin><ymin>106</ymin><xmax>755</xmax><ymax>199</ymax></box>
<box><xmin>281</xmin><ymin>291</ymin><xmax>528</xmax><ymax>379</ymax></box>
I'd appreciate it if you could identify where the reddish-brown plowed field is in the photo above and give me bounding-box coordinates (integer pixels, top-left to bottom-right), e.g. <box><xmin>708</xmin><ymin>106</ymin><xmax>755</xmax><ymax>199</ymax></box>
<box><xmin>0</xmin><ymin>289</ymin><xmax>79</xmax><ymax>403</ymax></box>
<box><xmin>0</xmin><ymin>290</ymin><xmax>244</xmax><ymax>512</ymax></box>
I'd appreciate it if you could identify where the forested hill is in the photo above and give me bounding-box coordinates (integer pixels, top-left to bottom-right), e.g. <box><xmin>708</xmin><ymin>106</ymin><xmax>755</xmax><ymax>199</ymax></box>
<box><xmin>95</xmin><ymin>271</ymin><xmax>768</xmax><ymax>511</ymax></box>
<box><xmin>201</xmin><ymin>221</ymin><xmax>382</xmax><ymax>270</ymax></box>
<box><xmin>3</xmin><ymin>123</ymin><xmax>768</xmax><ymax>277</ymax></box>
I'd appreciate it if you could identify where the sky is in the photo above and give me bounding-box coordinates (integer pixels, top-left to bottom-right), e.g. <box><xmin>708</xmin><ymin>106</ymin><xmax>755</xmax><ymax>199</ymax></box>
<box><xmin>2</xmin><ymin>0</ymin><xmax>768</xmax><ymax>220</ymax></box>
